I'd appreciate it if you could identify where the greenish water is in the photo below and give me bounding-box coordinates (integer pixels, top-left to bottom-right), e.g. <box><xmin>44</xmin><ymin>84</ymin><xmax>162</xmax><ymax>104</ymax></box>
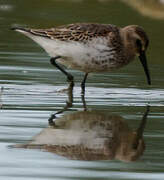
<box><xmin>0</xmin><ymin>0</ymin><xmax>164</xmax><ymax>179</ymax></box>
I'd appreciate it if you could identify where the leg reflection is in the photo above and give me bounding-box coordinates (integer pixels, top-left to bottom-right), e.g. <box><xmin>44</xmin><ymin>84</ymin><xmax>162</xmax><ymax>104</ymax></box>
<box><xmin>81</xmin><ymin>93</ymin><xmax>87</xmax><ymax>111</ymax></box>
<box><xmin>48</xmin><ymin>84</ymin><xmax>74</xmax><ymax>126</ymax></box>
<box><xmin>48</xmin><ymin>85</ymin><xmax>88</xmax><ymax>126</ymax></box>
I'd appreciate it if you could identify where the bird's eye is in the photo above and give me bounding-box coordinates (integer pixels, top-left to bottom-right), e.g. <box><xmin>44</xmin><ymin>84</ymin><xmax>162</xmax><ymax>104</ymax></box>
<box><xmin>136</xmin><ymin>39</ymin><xmax>142</xmax><ymax>52</ymax></box>
<box><xmin>136</xmin><ymin>39</ymin><xmax>142</xmax><ymax>47</ymax></box>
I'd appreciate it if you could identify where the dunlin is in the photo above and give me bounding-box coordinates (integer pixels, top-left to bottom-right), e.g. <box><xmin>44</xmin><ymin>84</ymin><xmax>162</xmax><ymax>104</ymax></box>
<box><xmin>12</xmin><ymin>23</ymin><xmax>151</xmax><ymax>93</ymax></box>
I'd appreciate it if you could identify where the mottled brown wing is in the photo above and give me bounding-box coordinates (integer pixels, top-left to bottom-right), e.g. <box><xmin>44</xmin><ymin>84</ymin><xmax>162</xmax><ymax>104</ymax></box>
<box><xmin>29</xmin><ymin>23</ymin><xmax>118</xmax><ymax>42</ymax></box>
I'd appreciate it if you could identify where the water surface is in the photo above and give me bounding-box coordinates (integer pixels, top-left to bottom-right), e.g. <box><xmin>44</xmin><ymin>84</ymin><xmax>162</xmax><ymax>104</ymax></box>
<box><xmin>0</xmin><ymin>0</ymin><xmax>164</xmax><ymax>180</ymax></box>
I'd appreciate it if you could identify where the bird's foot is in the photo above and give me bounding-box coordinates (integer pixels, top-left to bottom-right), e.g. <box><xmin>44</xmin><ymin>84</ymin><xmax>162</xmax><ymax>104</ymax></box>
<box><xmin>55</xmin><ymin>81</ymin><xmax>74</xmax><ymax>94</ymax></box>
<box><xmin>55</xmin><ymin>88</ymin><xmax>70</xmax><ymax>93</ymax></box>
<box><xmin>67</xmin><ymin>74</ymin><xmax>74</xmax><ymax>83</ymax></box>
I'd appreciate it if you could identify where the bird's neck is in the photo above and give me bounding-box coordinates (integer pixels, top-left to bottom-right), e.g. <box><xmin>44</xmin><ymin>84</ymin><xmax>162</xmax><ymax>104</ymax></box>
<box><xmin>120</xmin><ymin>28</ymin><xmax>136</xmax><ymax>61</ymax></box>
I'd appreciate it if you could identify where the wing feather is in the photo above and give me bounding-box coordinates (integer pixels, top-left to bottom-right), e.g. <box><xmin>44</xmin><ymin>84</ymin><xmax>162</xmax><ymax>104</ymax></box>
<box><xmin>29</xmin><ymin>23</ymin><xmax>118</xmax><ymax>42</ymax></box>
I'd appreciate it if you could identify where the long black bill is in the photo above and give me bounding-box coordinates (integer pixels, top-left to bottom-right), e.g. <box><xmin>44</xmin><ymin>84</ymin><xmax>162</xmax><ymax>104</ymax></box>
<box><xmin>139</xmin><ymin>51</ymin><xmax>151</xmax><ymax>85</ymax></box>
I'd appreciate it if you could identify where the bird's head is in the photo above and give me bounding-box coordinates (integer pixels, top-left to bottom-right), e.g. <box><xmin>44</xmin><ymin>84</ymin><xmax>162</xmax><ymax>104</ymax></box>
<box><xmin>121</xmin><ymin>25</ymin><xmax>151</xmax><ymax>85</ymax></box>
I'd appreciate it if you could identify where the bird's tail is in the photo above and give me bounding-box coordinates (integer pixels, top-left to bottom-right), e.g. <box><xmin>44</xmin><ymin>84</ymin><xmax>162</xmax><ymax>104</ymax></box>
<box><xmin>11</xmin><ymin>26</ymin><xmax>30</xmax><ymax>33</ymax></box>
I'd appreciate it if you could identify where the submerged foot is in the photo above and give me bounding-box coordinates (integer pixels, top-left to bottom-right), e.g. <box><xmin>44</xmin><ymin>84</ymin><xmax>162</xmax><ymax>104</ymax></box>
<box><xmin>55</xmin><ymin>80</ymin><xmax>74</xmax><ymax>93</ymax></box>
<box><xmin>67</xmin><ymin>74</ymin><xmax>74</xmax><ymax>83</ymax></box>
<box><xmin>55</xmin><ymin>88</ymin><xmax>70</xmax><ymax>93</ymax></box>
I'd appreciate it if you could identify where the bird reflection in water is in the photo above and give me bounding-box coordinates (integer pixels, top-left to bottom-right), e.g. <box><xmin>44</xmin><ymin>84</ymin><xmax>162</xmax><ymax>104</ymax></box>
<box><xmin>15</xmin><ymin>87</ymin><xmax>150</xmax><ymax>162</ymax></box>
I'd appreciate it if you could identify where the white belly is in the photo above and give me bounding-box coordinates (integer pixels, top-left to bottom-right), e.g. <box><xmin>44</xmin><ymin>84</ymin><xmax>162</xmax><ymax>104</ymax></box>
<box><xmin>20</xmin><ymin>31</ymin><xmax>116</xmax><ymax>72</ymax></box>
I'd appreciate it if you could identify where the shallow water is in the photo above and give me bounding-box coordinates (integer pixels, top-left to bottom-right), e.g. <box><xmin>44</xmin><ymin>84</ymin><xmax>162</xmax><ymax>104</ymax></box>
<box><xmin>0</xmin><ymin>0</ymin><xmax>164</xmax><ymax>179</ymax></box>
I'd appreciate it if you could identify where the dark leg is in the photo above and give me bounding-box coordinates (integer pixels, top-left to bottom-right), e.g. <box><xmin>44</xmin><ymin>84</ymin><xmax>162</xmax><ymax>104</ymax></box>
<box><xmin>50</xmin><ymin>56</ymin><xmax>74</xmax><ymax>87</ymax></box>
<box><xmin>81</xmin><ymin>73</ymin><xmax>88</xmax><ymax>94</ymax></box>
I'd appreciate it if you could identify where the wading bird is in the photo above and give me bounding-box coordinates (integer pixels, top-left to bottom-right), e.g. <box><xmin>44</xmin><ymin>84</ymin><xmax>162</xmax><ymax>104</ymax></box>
<box><xmin>12</xmin><ymin>23</ymin><xmax>151</xmax><ymax>93</ymax></box>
